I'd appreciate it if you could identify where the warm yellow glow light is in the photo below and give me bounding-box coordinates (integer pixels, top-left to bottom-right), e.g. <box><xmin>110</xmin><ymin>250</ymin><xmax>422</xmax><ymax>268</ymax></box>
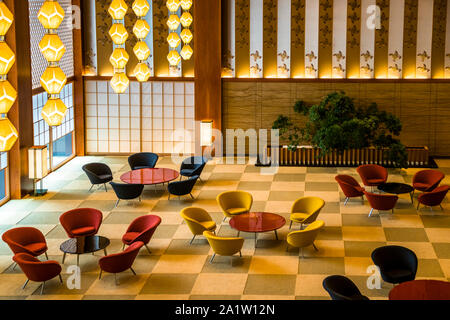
<box><xmin>133</xmin><ymin>41</ymin><xmax>151</xmax><ymax>61</ymax></box>
<box><xmin>40</xmin><ymin>66</ymin><xmax>67</xmax><ymax>95</ymax></box>
<box><xmin>167</xmin><ymin>14</ymin><xmax>181</xmax><ymax>31</ymax></box>
<box><xmin>0</xmin><ymin>117</ymin><xmax>18</xmax><ymax>152</ymax></box>
<box><xmin>167</xmin><ymin>32</ymin><xmax>181</xmax><ymax>48</ymax></box>
<box><xmin>109</xmin><ymin>48</ymin><xmax>129</xmax><ymax>70</ymax></box>
<box><xmin>134</xmin><ymin>62</ymin><xmax>151</xmax><ymax>82</ymax></box>
<box><xmin>39</xmin><ymin>34</ymin><xmax>66</xmax><ymax>62</ymax></box>
<box><xmin>166</xmin><ymin>0</ymin><xmax>180</xmax><ymax>12</ymax></box>
<box><xmin>0</xmin><ymin>42</ymin><xmax>15</xmax><ymax>75</ymax></box>
<box><xmin>200</xmin><ymin>121</ymin><xmax>213</xmax><ymax>147</ymax></box>
<box><xmin>180</xmin><ymin>45</ymin><xmax>193</xmax><ymax>60</ymax></box>
<box><xmin>133</xmin><ymin>19</ymin><xmax>150</xmax><ymax>40</ymax></box>
<box><xmin>180</xmin><ymin>29</ymin><xmax>193</xmax><ymax>44</ymax></box>
<box><xmin>108</xmin><ymin>0</ymin><xmax>128</xmax><ymax>20</ymax></box>
<box><xmin>180</xmin><ymin>12</ymin><xmax>193</xmax><ymax>28</ymax></box>
<box><xmin>167</xmin><ymin>50</ymin><xmax>181</xmax><ymax>66</ymax></box>
<box><xmin>110</xmin><ymin>72</ymin><xmax>129</xmax><ymax>94</ymax></box>
<box><xmin>41</xmin><ymin>98</ymin><xmax>67</xmax><ymax>127</ymax></box>
<box><xmin>0</xmin><ymin>81</ymin><xmax>17</xmax><ymax>114</ymax></box>
<box><xmin>0</xmin><ymin>2</ymin><xmax>13</xmax><ymax>37</ymax></box>
<box><xmin>37</xmin><ymin>0</ymin><xmax>65</xmax><ymax>30</ymax></box>
<box><xmin>109</xmin><ymin>23</ymin><xmax>129</xmax><ymax>45</ymax></box>
<box><xmin>132</xmin><ymin>0</ymin><xmax>150</xmax><ymax>17</ymax></box>
<box><xmin>180</xmin><ymin>0</ymin><xmax>193</xmax><ymax>10</ymax></box>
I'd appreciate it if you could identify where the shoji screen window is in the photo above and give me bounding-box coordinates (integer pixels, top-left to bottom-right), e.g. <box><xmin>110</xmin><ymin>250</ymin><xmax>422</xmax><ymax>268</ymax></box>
<box><xmin>0</xmin><ymin>152</ymin><xmax>9</xmax><ymax>205</ymax></box>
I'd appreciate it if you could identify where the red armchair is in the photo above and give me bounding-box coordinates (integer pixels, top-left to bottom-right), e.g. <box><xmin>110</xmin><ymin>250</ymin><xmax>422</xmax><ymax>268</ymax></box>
<box><xmin>99</xmin><ymin>241</ymin><xmax>144</xmax><ymax>285</ymax></box>
<box><xmin>417</xmin><ymin>185</ymin><xmax>449</xmax><ymax>211</ymax></box>
<box><xmin>2</xmin><ymin>227</ymin><xmax>48</xmax><ymax>263</ymax></box>
<box><xmin>122</xmin><ymin>215</ymin><xmax>161</xmax><ymax>254</ymax></box>
<box><xmin>364</xmin><ymin>191</ymin><xmax>398</xmax><ymax>217</ymax></box>
<box><xmin>59</xmin><ymin>208</ymin><xmax>103</xmax><ymax>238</ymax></box>
<box><xmin>13</xmin><ymin>253</ymin><xmax>62</xmax><ymax>295</ymax></box>
<box><xmin>357</xmin><ymin>164</ymin><xmax>388</xmax><ymax>189</ymax></box>
<box><xmin>413</xmin><ymin>170</ymin><xmax>445</xmax><ymax>193</ymax></box>
<box><xmin>335</xmin><ymin>175</ymin><xmax>365</xmax><ymax>205</ymax></box>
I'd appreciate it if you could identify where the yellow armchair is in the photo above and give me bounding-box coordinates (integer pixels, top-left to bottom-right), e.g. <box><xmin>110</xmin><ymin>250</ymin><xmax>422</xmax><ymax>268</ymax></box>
<box><xmin>180</xmin><ymin>207</ymin><xmax>217</xmax><ymax>244</ymax></box>
<box><xmin>217</xmin><ymin>191</ymin><xmax>253</xmax><ymax>221</ymax></box>
<box><xmin>287</xmin><ymin>220</ymin><xmax>325</xmax><ymax>258</ymax></box>
<box><xmin>289</xmin><ymin>196</ymin><xmax>325</xmax><ymax>229</ymax></box>
<box><xmin>203</xmin><ymin>231</ymin><xmax>244</xmax><ymax>264</ymax></box>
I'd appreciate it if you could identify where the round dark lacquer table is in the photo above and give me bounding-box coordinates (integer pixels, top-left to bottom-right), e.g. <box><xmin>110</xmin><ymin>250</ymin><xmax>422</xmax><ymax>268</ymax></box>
<box><xmin>60</xmin><ymin>235</ymin><xmax>110</xmax><ymax>266</ymax></box>
<box><xmin>389</xmin><ymin>280</ymin><xmax>450</xmax><ymax>300</ymax></box>
<box><xmin>229</xmin><ymin>212</ymin><xmax>286</xmax><ymax>247</ymax></box>
<box><xmin>378</xmin><ymin>182</ymin><xmax>415</xmax><ymax>204</ymax></box>
<box><xmin>120</xmin><ymin>168</ymin><xmax>179</xmax><ymax>185</ymax></box>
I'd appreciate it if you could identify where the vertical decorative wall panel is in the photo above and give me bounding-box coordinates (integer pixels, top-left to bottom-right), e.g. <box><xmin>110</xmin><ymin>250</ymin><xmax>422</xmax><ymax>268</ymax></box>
<box><xmin>346</xmin><ymin>0</ymin><xmax>361</xmax><ymax>78</ymax></box>
<box><xmin>388</xmin><ymin>0</ymin><xmax>404</xmax><ymax>78</ymax></box>
<box><xmin>403</xmin><ymin>0</ymin><xmax>418</xmax><ymax>78</ymax></box>
<box><xmin>446</xmin><ymin>0</ymin><xmax>450</xmax><ymax>78</ymax></box>
<box><xmin>291</xmin><ymin>0</ymin><xmax>305</xmax><ymax>77</ymax></box>
<box><xmin>263</xmin><ymin>0</ymin><xmax>277</xmax><ymax>78</ymax></box>
<box><xmin>332</xmin><ymin>0</ymin><xmax>347</xmax><ymax>78</ymax></box>
<box><xmin>416</xmin><ymin>0</ymin><xmax>434</xmax><ymax>79</ymax></box>
<box><xmin>360</xmin><ymin>0</ymin><xmax>375</xmax><ymax>78</ymax></box>
<box><xmin>153</xmin><ymin>0</ymin><xmax>169</xmax><ymax>77</ymax></box>
<box><xmin>250</xmin><ymin>0</ymin><xmax>264</xmax><ymax>78</ymax></box>
<box><xmin>235</xmin><ymin>0</ymin><xmax>250</xmax><ymax>77</ymax></box>
<box><xmin>318</xmin><ymin>0</ymin><xmax>333</xmax><ymax>78</ymax></box>
<box><xmin>305</xmin><ymin>0</ymin><xmax>319</xmax><ymax>78</ymax></box>
<box><xmin>431</xmin><ymin>0</ymin><xmax>447</xmax><ymax>78</ymax></box>
<box><xmin>277</xmin><ymin>0</ymin><xmax>291</xmax><ymax>78</ymax></box>
<box><xmin>374</xmin><ymin>0</ymin><xmax>389</xmax><ymax>78</ymax></box>
<box><xmin>222</xmin><ymin>0</ymin><xmax>236</xmax><ymax>77</ymax></box>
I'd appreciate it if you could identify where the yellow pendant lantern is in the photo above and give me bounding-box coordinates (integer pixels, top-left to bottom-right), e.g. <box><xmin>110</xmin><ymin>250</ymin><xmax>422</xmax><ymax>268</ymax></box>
<box><xmin>166</xmin><ymin>0</ymin><xmax>180</xmax><ymax>12</ymax></box>
<box><xmin>0</xmin><ymin>42</ymin><xmax>15</xmax><ymax>75</ymax></box>
<box><xmin>37</xmin><ymin>0</ymin><xmax>65</xmax><ymax>29</ymax></box>
<box><xmin>132</xmin><ymin>0</ymin><xmax>150</xmax><ymax>17</ymax></box>
<box><xmin>134</xmin><ymin>63</ymin><xmax>151</xmax><ymax>82</ymax></box>
<box><xmin>180</xmin><ymin>0</ymin><xmax>193</xmax><ymax>10</ymax></box>
<box><xmin>167</xmin><ymin>32</ymin><xmax>181</xmax><ymax>48</ymax></box>
<box><xmin>0</xmin><ymin>80</ymin><xmax>17</xmax><ymax>115</ymax></box>
<box><xmin>0</xmin><ymin>117</ymin><xmax>18</xmax><ymax>152</ymax></box>
<box><xmin>108</xmin><ymin>0</ymin><xmax>128</xmax><ymax>20</ymax></box>
<box><xmin>132</xmin><ymin>19</ymin><xmax>150</xmax><ymax>40</ymax></box>
<box><xmin>133</xmin><ymin>41</ymin><xmax>151</xmax><ymax>61</ymax></box>
<box><xmin>167</xmin><ymin>14</ymin><xmax>180</xmax><ymax>30</ymax></box>
<box><xmin>40</xmin><ymin>66</ymin><xmax>67</xmax><ymax>95</ymax></box>
<box><xmin>0</xmin><ymin>2</ymin><xmax>13</xmax><ymax>37</ymax></box>
<box><xmin>110</xmin><ymin>48</ymin><xmax>129</xmax><ymax>70</ymax></box>
<box><xmin>166</xmin><ymin>0</ymin><xmax>193</xmax><ymax>66</ymax></box>
<box><xmin>132</xmin><ymin>0</ymin><xmax>151</xmax><ymax>82</ymax></box>
<box><xmin>109</xmin><ymin>24</ymin><xmax>129</xmax><ymax>45</ymax></box>
<box><xmin>41</xmin><ymin>98</ymin><xmax>68</xmax><ymax>127</ymax></box>
<box><xmin>180</xmin><ymin>29</ymin><xmax>193</xmax><ymax>44</ymax></box>
<box><xmin>180</xmin><ymin>12</ymin><xmax>193</xmax><ymax>28</ymax></box>
<box><xmin>110</xmin><ymin>72</ymin><xmax>130</xmax><ymax>94</ymax></box>
<box><xmin>167</xmin><ymin>50</ymin><xmax>181</xmax><ymax>66</ymax></box>
<box><xmin>180</xmin><ymin>45</ymin><xmax>193</xmax><ymax>60</ymax></box>
<box><xmin>39</xmin><ymin>34</ymin><xmax>66</xmax><ymax>63</ymax></box>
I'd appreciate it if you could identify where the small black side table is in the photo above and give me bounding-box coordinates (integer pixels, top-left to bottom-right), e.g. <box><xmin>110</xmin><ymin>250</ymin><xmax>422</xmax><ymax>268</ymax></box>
<box><xmin>60</xmin><ymin>235</ymin><xmax>110</xmax><ymax>266</ymax></box>
<box><xmin>378</xmin><ymin>183</ymin><xmax>415</xmax><ymax>204</ymax></box>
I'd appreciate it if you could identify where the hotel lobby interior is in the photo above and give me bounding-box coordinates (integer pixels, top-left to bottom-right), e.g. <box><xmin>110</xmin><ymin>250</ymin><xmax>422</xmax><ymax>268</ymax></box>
<box><xmin>0</xmin><ymin>0</ymin><xmax>449</xmax><ymax>303</ymax></box>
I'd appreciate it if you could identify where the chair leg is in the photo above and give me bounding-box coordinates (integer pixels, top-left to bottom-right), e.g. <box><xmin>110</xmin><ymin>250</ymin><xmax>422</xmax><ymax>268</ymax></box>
<box><xmin>22</xmin><ymin>279</ymin><xmax>29</xmax><ymax>289</ymax></box>
<box><xmin>44</xmin><ymin>252</ymin><xmax>49</xmax><ymax>260</ymax></box>
<box><xmin>145</xmin><ymin>244</ymin><xmax>152</xmax><ymax>254</ymax></box>
<box><xmin>122</xmin><ymin>243</ymin><xmax>126</xmax><ymax>251</ymax></box>
<box><xmin>77</xmin><ymin>254</ymin><xmax>80</xmax><ymax>266</ymax></box>
<box><xmin>88</xmin><ymin>184</ymin><xmax>94</xmax><ymax>192</ymax></box>
<box><xmin>104</xmin><ymin>184</ymin><xmax>107</xmax><ymax>192</ymax></box>
<box><xmin>210</xmin><ymin>253</ymin><xmax>216</xmax><ymax>263</ymax></box>
<box><xmin>190</xmin><ymin>193</ymin><xmax>194</xmax><ymax>200</ymax></box>
<box><xmin>417</xmin><ymin>202</ymin><xmax>420</xmax><ymax>210</ymax></box>
<box><xmin>286</xmin><ymin>244</ymin><xmax>289</xmax><ymax>252</ymax></box>
<box><xmin>40</xmin><ymin>282</ymin><xmax>45</xmax><ymax>295</ymax></box>
<box><xmin>168</xmin><ymin>194</ymin><xmax>171</xmax><ymax>200</ymax></box>
<box><xmin>368</xmin><ymin>208</ymin><xmax>374</xmax><ymax>217</ymax></box>
<box><xmin>223</xmin><ymin>216</ymin><xmax>227</xmax><ymax>222</ymax></box>
<box><xmin>300</xmin><ymin>248</ymin><xmax>304</xmax><ymax>259</ymax></box>
<box><xmin>130</xmin><ymin>267</ymin><xmax>137</xmax><ymax>276</ymax></box>
<box><xmin>99</xmin><ymin>270</ymin><xmax>103</xmax><ymax>279</ymax></box>
<box><xmin>289</xmin><ymin>220</ymin><xmax>293</xmax><ymax>229</ymax></box>
<box><xmin>198</xmin><ymin>177</ymin><xmax>203</xmax><ymax>183</ymax></box>
<box><xmin>312</xmin><ymin>243</ymin><xmax>319</xmax><ymax>251</ymax></box>
<box><xmin>441</xmin><ymin>204</ymin><xmax>444</xmax><ymax>211</ymax></box>
<box><xmin>392</xmin><ymin>208</ymin><xmax>394</xmax><ymax>214</ymax></box>
<box><xmin>62</xmin><ymin>252</ymin><xmax>66</xmax><ymax>264</ymax></box>
<box><xmin>58</xmin><ymin>274</ymin><xmax>63</xmax><ymax>284</ymax></box>
<box><xmin>239</xmin><ymin>251</ymin><xmax>242</xmax><ymax>257</ymax></box>
<box><xmin>344</xmin><ymin>197</ymin><xmax>349</xmax><ymax>205</ymax></box>
<box><xmin>114</xmin><ymin>273</ymin><xmax>119</xmax><ymax>286</ymax></box>
<box><xmin>189</xmin><ymin>235</ymin><xmax>196</xmax><ymax>245</ymax></box>
<box><xmin>115</xmin><ymin>199</ymin><xmax>120</xmax><ymax>208</ymax></box>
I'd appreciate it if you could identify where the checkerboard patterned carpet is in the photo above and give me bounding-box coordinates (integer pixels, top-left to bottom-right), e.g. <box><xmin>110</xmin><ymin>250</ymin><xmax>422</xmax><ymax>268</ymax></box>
<box><xmin>0</xmin><ymin>156</ymin><xmax>449</xmax><ymax>300</ymax></box>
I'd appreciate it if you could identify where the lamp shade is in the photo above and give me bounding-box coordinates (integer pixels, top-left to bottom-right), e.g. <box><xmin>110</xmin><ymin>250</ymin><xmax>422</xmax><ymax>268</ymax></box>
<box><xmin>0</xmin><ymin>42</ymin><xmax>15</xmax><ymax>75</ymax></box>
<box><xmin>110</xmin><ymin>72</ymin><xmax>129</xmax><ymax>94</ymax></box>
<box><xmin>40</xmin><ymin>66</ymin><xmax>67</xmax><ymax>95</ymax></box>
<box><xmin>167</xmin><ymin>32</ymin><xmax>181</xmax><ymax>48</ymax></box>
<box><xmin>134</xmin><ymin>62</ymin><xmax>151</xmax><ymax>82</ymax></box>
<box><xmin>0</xmin><ymin>2</ymin><xmax>13</xmax><ymax>37</ymax></box>
<box><xmin>0</xmin><ymin>80</ymin><xmax>17</xmax><ymax>114</ymax></box>
<box><xmin>167</xmin><ymin>14</ymin><xmax>181</xmax><ymax>31</ymax></box>
<box><xmin>28</xmin><ymin>146</ymin><xmax>48</xmax><ymax>180</ymax></box>
<box><xmin>37</xmin><ymin>0</ymin><xmax>65</xmax><ymax>30</ymax></box>
<box><xmin>41</xmin><ymin>98</ymin><xmax>67</xmax><ymax>126</ymax></box>
<box><xmin>180</xmin><ymin>44</ymin><xmax>193</xmax><ymax>60</ymax></box>
<box><xmin>200</xmin><ymin>121</ymin><xmax>213</xmax><ymax>147</ymax></box>
<box><xmin>0</xmin><ymin>117</ymin><xmax>18</xmax><ymax>152</ymax></box>
<box><xmin>110</xmin><ymin>48</ymin><xmax>129</xmax><ymax>70</ymax></box>
<box><xmin>133</xmin><ymin>19</ymin><xmax>150</xmax><ymax>40</ymax></box>
<box><xmin>180</xmin><ymin>12</ymin><xmax>193</xmax><ymax>28</ymax></box>
<box><xmin>133</xmin><ymin>41</ymin><xmax>151</xmax><ymax>61</ymax></box>
<box><xmin>167</xmin><ymin>50</ymin><xmax>181</xmax><ymax>66</ymax></box>
<box><xmin>109</xmin><ymin>23</ymin><xmax>129</xmax><ymax>45</ymax></box>
<box><xmin>166</xmin><ymin>0</ymin><xmax>180</xmax><ymax>12</ymax></box>
<box><xmin>108</xmin><ymin>0</ymin><xmax>128</xmax><ymax>20</ymax></box>
<box><xmin>180</xmin><ymin>29</ymin><xmax>193</xmax><ymax>44</ymax></box>
<box><xmin>39</xmin><ymin>34</ymin><xmax>66</xmax><ymax>63</ymax></box>
<box><xmin>180</xmin><ymin>0</ymin><xmax>193</xmax><ymax>10</ymax></box>
<box><xmin>132</xmin><ymin>0</ymin><xmax>150</xmax><ymax>17</ymax></box>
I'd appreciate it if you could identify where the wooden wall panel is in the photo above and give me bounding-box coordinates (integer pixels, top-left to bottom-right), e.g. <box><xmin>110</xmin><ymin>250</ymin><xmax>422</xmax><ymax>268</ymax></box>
<box><xmin>291</xmin><ymin>0</ymin><xmax>305</xmax><ymax>78</ymax></box>
<box><xmin>95</xmin><ymin>1</ymin><xmax>113</xmax><ymax>76</ymax></box>
<box><xmin>235</xmin><ymin>0</ymin><xmax>250</xmax><ymax>77</ymax></box>
<box><xmin>374</xmin><ymin>0</ymin><xmax>389</xmax><ymax>78</ymax></box>
<box><xmin>346</xmin><ymin>0</ymin><xmax>361</xmax><ymax>78</ymax></box>
<box><xmin>431</xmin><ymin>0</ymin><xmax>447</xmax><ymax>78</ymax></box>
<box><xmin>403</xmin><ymin>0</ymin><xmax>418</xmax><ymax>78</ymax></box>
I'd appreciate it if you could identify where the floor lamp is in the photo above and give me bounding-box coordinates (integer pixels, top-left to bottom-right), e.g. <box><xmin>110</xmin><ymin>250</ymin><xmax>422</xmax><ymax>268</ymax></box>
<box><xmin>29</xmin><ymin>146</ymin><xmax>48</xmax><ymax>196</ymax></box>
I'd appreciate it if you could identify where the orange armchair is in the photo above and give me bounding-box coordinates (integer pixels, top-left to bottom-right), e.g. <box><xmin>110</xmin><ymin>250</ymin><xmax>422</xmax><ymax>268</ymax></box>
<box><xmin>2</xmin><ymin>227</ymin><xmax>48</xmax><ymax>260</ymax></box>
<box><xmin>59</xmin><ymin>208</ymin><xmax>103</xmax><ymax>238</ymax></box>
<box><xmin>364</xmin><ymin>191</ymin><xmax>398</xmax><ymax>217</ymax></box>
<box><xmin>122</xmin><ymin>215</ymin><xmax>161</xmax><ymax>253</ymax></box>
<box><xmin>13</xmin><ymin>253</ymin><xmax>62</xmax><ymax>295</ymax></box>
<box><xmin>417</xmin><ymin>185</ymin><xmax>449</xmax><ymax>211</ymax></box>
<box><xmin>335</xmin><ymin>175</ymin><xmax>365</xmax><ymax>205</ymax></box>
<box><xmin>357</xmin><ymin>164</ymin><xmax>388</xmax><ymax>189</ymax></box>
<box><xmin>413</xmin><ymin>170</ymin><xmax>445</xmax><ymax>193</ymax></box>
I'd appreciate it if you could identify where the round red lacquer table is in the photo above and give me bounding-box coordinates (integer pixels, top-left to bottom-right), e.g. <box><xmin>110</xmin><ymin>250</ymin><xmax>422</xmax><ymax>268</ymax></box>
<box><xmin>229</xmin><ymin>212</ymin><xmax>286</xmax><ymax>246</ymax></box>
<box><xmin>389</xmin><ymin>280</ymin><xmax>450</xmax><ymax>300</ymax></box>
<box><xmin>120</xmin><ymin>168</ymin><xmax>179</xmax><ymax>185</ymax></box>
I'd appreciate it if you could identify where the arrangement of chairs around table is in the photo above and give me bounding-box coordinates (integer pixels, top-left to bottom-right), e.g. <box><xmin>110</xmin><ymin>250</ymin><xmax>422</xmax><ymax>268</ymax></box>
<box><xmin>82</xmin><ymin>153</ymin><xmax>208</xmax><ymax>205</ymax></box>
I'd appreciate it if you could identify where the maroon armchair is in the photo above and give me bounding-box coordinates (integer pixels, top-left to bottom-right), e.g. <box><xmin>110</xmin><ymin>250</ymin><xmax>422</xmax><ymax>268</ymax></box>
<box><xmin>59</xmin><ymin>208</ymin><xmax>103</xmax><ymax>238</ymax></box>
<box><xmin>122</xmin><ymin>215</ymin><xmax>161</xmax><ymax>254</ymax></box>
<box><xmin>2</xmin><ymin>227</ymin><xmax>48</xmax><ymax>263</ymax></box>
<box><xmin>413</xmin><ymin>170</ymin><xmax>445</xmax><ymax>193</ymax></box>
<box><xmin>356</xmin><ymin>164</ymin><xmax>388</xmax><ymax>189</ymax></box>
<box><xmin>364</xmin><ymin>191</ymin><xmax>398</xmax><ymax>217</ymax></box>
<box><xmin>13</xmin><ymin>253</ymin><xmax>62</xmax><ymax>295</ymax></box>
<box><xmin>417</xmin><ymin>185</ymin><xmax>449</xmax><ymax>211</ymax></box>
<box><xmin>99</xmin><ymin>241</ymin><xmax>144</xmax><ymax>285</ymax></box>
<box><xmin>335</xmin><ymin>175</ymin><xmax>365</xmax><ymax>205</ymax></box>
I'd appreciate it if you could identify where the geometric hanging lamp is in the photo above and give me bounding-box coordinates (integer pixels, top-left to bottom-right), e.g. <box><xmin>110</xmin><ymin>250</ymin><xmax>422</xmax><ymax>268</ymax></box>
<box><xmin>109</xmin><ymin>0</ymin><xmax>129</xmax><ymax>93</ymax></box>
<box><xmin>179</xmin><ymin>0</ymin><xmax>192</xmax><ymax>61</ymax></box>
<box><xmin>37</xmin><ymin>0</ymin><xmax>67</xmax><ymax>127</ymax></box>
<box><xmin>132</xmin><ymin>0</ymin><xmax>151</xmax><ymax>82</ymax></box>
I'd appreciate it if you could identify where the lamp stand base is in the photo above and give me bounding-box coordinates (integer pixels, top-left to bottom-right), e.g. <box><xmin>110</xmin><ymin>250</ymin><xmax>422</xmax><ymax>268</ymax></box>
<box><xmin>32</xmin><ymin>189</ymin><xmax>48</xmax><ymax>197</ymax></box>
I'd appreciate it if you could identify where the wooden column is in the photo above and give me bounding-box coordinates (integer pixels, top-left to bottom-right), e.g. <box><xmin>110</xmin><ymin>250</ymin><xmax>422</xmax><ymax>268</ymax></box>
<box><xmin>194</xmin><ymin>0</ymin><xmax>222</xmax><ymax>152</ymax></box>
<box><xmin>74</xmin><ymin>0</ymin><xmax>85</xmax><ymax>155</ymax></box>
<box><xmin>5</xmin><ymin>0</ymin><xmax>34</xmax><ymax>198</ymax></box>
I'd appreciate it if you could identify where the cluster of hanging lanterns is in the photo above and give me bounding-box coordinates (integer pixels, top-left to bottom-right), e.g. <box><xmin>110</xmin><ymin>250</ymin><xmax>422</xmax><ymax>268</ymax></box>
<box><xmin>132</xmin><ymin>0</ymin><xmax>151</xmax><ymax>82</ymax></box>
<box><xmin>166</xmin><ymin>0</ymin><xmax>193</xmax><ymax>67</ymax></box>
<box><xmin>37</xmin><ymin>0</ymin><xmax>68</xmax><ymax>127</ymax></box>
<box><xmin>108</xmin><ymin>0</ymin><xmax>129</xmax><ymax>94</ymax></box>
<box><xmin>0</xmin><ymin>1</ymin><xmax>17</xmax><ymax>152</ymax></box>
